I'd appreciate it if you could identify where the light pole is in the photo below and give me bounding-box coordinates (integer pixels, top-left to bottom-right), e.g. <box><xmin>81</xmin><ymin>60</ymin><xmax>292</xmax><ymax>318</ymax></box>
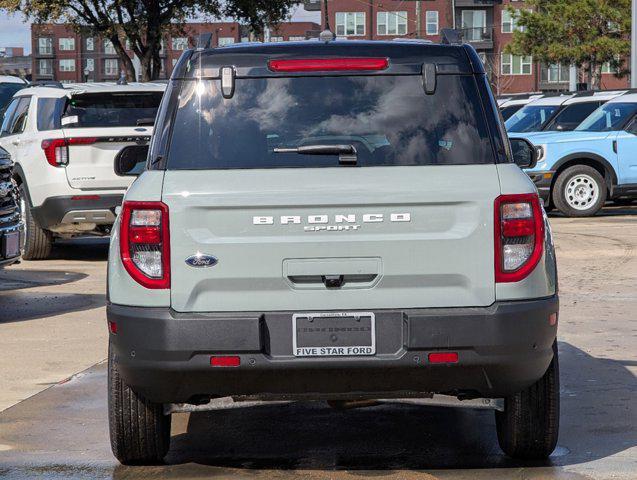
<box><xmin>630</xmin><ymin>0</ymin><xmax>637</xmax><ymax>88</ymax></box>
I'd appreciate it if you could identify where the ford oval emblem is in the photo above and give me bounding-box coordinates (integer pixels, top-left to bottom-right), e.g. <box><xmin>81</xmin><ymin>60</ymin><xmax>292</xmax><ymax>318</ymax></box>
<box><xmin>185</xmin><ymin>254</ymin><xmax>218</xmax><ymax>268</ymax></box>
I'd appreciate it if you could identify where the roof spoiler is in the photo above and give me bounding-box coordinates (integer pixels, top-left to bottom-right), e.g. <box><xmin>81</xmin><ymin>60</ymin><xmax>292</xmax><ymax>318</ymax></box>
<box><xmin>441</xmin><ymin>28</ymin><xmax>463</xmax><ymax>45</ymax></box>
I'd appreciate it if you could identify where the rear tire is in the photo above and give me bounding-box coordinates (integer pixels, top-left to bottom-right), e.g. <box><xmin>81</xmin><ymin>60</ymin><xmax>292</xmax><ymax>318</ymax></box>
<box><xmin>18</xmin><ymin>184</ymin><xmax>53</xmax><ymax>260</ymax></box>
<box><xmin>495</xmin><ymin>341</ymin><xmax>560</xmax><ymax>459</ymax></box>
<box><xmin>108</xmin><ymin>339</ymin><xmax>170</xmax><ymax>465</ymax></box>
<box><xmin>552</xmin><ymin>165</ymin><xmax>606</xmax><ymax>217</ymax></box>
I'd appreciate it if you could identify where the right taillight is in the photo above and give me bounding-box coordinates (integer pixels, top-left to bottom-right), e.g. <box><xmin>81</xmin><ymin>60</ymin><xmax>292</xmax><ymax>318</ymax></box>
<box><xmin>119</xmin><ymin>201</ymin><xmax>170</xmax><ymax>289</ymax></box>
<box><xmin>494</xmin><ymin>193</ymin><xmax>544</xmax><ymax>283</ymax></box>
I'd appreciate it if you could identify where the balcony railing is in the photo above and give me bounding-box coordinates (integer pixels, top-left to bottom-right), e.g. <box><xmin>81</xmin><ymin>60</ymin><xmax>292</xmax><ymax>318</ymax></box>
<box><xmin>459</xmin><ymin>27</ymin><xmax>494</xmax><ymax>48</ymax></box>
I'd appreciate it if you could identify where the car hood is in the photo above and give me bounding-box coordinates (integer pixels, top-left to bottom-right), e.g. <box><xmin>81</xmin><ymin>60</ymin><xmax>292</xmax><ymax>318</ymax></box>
<box><xmin>508</xmin><ymin>130</ymin><xmax>613</xmax><ymax>145</ymax></box>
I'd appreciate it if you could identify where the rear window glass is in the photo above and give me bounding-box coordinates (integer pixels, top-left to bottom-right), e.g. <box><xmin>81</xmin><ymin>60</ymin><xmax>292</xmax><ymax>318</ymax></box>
<box><xmin>166</xmin><ymin>75</ymin><xmax>494</xmax><ymax>170</ymax></box>
<box><xmin>0</xmin><ymin>83</ymin><xmax>24</xmax><ymax>112</ymax></box>
<box><xmin>506</xmin><ymin>105</ymin><xmax>560</xmax><ymax>133</ymax></box>
<box><xmin>64</xmin><ymin>92</ymin><xmax>163</xmax><ymax>128</ymax></box>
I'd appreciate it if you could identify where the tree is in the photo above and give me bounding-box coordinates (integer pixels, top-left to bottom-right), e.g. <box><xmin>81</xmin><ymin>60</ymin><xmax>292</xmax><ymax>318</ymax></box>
<box><xmin>0</xmin><ymin>0</ymin><xmax>299</xmax><ymax>81</ymax></box>
<box><xmin>505</xmin><ymin>0</ymin><xmax>630</xmax><ymax>90</ymax></box>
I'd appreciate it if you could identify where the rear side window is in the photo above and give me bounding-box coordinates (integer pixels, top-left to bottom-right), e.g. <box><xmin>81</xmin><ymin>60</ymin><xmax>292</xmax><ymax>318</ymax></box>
<box><xmin>64</xmin><ymin>92</ymin><xmax>163</xmax><ymax>128</ymax></box>
<box><xmin>37</xmin><ymin>98</ymin><xmax>66</xmax><ymax>131</ymax></box>
<box><xmin>500</xmin><ymin>104</ymin><xmax>522</xmax><ymax>121</ymax></box>
<box><xmin>166</xmin><ymin>75</ymin><xmax>494</xmax><ymax>170</ymax></box>
<box><xmin>544</xmin><ymin>102</ymin><xmax>602</xmax><ymax>131</ymax></box>
<box><xmin>506</xmin><ymin>105</ymin><xmax>560</xmax><ymax>133</ymax></box>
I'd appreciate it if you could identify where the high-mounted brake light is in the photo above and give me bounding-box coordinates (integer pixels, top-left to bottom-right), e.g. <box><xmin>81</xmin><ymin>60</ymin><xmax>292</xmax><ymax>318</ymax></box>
<box><xmin>494</xmin><ymin>193</ymin><xmax>544</xmax><ymax>283</ymax></box>
<box><xmin>120</xmin><ymin>201</ymin><xmax>170</xmax><ymax>289</ymax></box>
<box><xmin>41</xmin><ymin>137</ymin><xmax>97</xmax><ymax>167</ymax></box>
<box><xmin>268</xmin><ymin>57</ymin><xmax>389</xmax><ymax>72</ymax></box>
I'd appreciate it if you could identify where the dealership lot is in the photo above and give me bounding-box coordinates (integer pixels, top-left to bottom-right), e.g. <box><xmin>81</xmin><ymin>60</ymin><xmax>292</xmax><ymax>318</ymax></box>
<box><xmin>0</xmin><ymin>208</ymin><xmax>635</xmax><ymax>479</ymax></box>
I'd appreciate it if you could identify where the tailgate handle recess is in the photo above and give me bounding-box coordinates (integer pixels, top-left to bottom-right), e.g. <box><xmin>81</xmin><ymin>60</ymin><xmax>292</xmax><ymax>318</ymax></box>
<box><xmin>322</xmin><ymin>275</ymin><xmax>344</xmax><ymax>288</ymax></box>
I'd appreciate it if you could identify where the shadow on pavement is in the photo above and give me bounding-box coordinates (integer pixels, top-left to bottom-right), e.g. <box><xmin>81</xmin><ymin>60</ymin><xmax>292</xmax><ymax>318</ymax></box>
<box><xmin>0</xmin><ymin>269</ymin><xmax>87</xmax><ymax>292</ymax></box>
<box><xmin>114</xmin><ymin>342</ymin><xmax>636</xmax><ymax>476</ymax></box>
<box><xmin>50</xmin><ymin>237</ymin><xmax>110</xmax><ymax>262</ymax></box>
<box><xmin>0</xmin><ymin>290</ymin><xmax>104</xmax><ymax>323</ymax></box>
<box><xmin>549</xmin><ymin>202</ymin><xmax>637</xmax><ymax>218</ymax></box>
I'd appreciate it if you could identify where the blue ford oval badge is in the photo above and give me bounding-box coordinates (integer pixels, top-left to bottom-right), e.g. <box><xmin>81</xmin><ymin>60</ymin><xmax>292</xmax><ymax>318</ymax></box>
<box><xmin>185</xmin><ymin>254</ymin><xmax>218</xmax><ymax>268</ymax></box>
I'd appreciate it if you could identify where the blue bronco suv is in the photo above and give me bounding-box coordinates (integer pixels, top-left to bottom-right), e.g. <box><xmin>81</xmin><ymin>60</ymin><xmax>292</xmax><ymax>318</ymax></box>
<box><xmin>522</xmin><ymin>94</ymin><xmax>637</xmax><ymax>217</ymax></box>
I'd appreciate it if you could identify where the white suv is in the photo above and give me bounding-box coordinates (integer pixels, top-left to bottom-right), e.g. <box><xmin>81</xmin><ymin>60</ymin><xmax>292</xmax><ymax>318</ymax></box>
<box><xmin>0</xmin><ymin>82</ymin><xmax>165</xmax><ymax>259</ymax></box>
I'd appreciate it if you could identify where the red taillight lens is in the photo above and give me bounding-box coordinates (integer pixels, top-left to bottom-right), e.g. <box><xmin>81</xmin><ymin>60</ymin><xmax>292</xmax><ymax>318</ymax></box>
<box><xmin>428</xmin><ymin>352</ymin><xmax>459</xmax><ymax>364</ymax></box>
<box><xmin>41</xmin><ymin>137</ymin><xmax>97</xmax><ymax>167</ymax></box>
<box><xmin>494</xmin><ymin>193</ymin><xmax>544</xmax><ymax>283</ymax></box>
<box><xmin>120</xmin><ymin>201</ymin><xmax>170</xmax><ymax>289</ymax></box>
<box><xmin>268</xmin><ymin>57</ymin><xmax>389</xmax><ymax>72</ymax></box>
<box><xmin>210</xmin><ymin>356</ymin><xmax>241</xmax><ymax>367</ymax></box>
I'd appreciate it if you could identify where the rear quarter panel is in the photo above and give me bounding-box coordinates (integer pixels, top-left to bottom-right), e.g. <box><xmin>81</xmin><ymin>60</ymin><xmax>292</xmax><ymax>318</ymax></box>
<box><xmin>108</xmin><ymin>170</ymin><xmax>170</xmax><ymax>306</ymax></box>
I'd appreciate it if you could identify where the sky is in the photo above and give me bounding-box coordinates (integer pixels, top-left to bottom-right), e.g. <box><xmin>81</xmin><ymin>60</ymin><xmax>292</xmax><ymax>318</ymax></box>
<box><xmin>0</xmin><ymin>5</ymin><xmax>320</xmax><ymax>55</ymax></box>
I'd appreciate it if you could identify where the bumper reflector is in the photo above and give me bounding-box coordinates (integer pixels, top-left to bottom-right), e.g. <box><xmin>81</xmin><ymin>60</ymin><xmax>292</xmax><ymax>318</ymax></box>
<box><xmin>428</xmin><ymin>352</ymin><xmax>459</xmax><ymax>364</ymax></box>
<box><xmin>108</xmin><ymin>321</ymin><xmax>117</xmax><ymax>334</ymax></box>
<box><xmin>210</xmin><ymin>356</ymin><xmax>240</xmax><ymax>367</ymax></box>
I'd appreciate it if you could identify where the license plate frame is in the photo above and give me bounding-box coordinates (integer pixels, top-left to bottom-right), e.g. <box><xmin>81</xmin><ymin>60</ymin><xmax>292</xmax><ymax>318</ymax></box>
<box><xmin>2</xmin><ymin>231</ymin><xmax>20</xmax><ymax>259</ymax></box>
<box><xmin>292</xmin><ymin>312</ymin><xmax>376</xmax><ymax>357</ymax></box>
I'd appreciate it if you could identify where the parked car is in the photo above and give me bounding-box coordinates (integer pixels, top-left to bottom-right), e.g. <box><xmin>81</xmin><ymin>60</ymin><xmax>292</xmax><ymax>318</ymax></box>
<box><xmin>0</xmin><ymin>146</ymin><xmax>22</xmax><ymax>268</ymax></box>
<box><xmin>107</xmin><ymin>40</ymin><xmax>559</xmax><ymax>464</ymax></box>
<box><xmin>507</xmin><ymin>90</ymin><xmax>627</xmax><ymax>135</ymax></box>
<box><xmin>497</xmin><ymin>93</ymin><xmax>544</xmax><ymax>121</ymax></box>
<box><xmin>522</xmin><ymin>94</ymin><xmax>637</xmax><ymax>216</ymax></box>
<box><xmin>0</xmin><ymin>82</ymin><xmax>165</xmax><ymax>260</ymax></box>
<box><xmin>506</xmin><ymin>90</ymin><xmax>628</xmax><ymax>135</ymax></box>
<box><xmin>0</xmin><ymin>75</ymin><xmax>27</xmax><ymax>114</ymax></box>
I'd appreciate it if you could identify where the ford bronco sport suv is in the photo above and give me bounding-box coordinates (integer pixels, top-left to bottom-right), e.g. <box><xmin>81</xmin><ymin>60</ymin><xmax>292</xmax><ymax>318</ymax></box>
<box><xmin>0</xmin><ymin>82</ymin><xmax>165</xmax><ymax>260</ymax></box>
<box><xmin>107</xmin><ymin>40</ymin><xmax>559</xmax><ymax>464</ymax></box>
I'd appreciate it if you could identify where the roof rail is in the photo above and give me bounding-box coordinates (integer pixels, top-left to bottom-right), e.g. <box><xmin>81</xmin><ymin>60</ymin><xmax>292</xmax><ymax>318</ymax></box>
<box><xmin>26</xmin><ymin>80</ymin><xmax>64</xmax><ymax>89</ymax></box>
<box><xmin>441</xmin><ymin>28</ymin><xmax>463</xmax><ymax>45</ymax></box>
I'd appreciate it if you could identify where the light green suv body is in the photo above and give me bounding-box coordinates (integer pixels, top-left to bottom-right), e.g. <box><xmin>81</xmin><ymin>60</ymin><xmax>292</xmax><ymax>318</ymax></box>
<box><xmin>106</xmin><ymin>40</ymin><xmax>559</xmax><ymax>465</ymax></box>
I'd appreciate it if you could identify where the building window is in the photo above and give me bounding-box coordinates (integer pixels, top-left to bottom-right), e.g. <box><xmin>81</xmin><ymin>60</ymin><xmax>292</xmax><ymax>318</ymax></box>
<box><xmin>85</xmin><ymin>58</ymin><xmax>94</xmax><ymax>72</ymax></box>
<box><xmin>335</xmin><ymin>12</ymin><xmax>365</xmax><ymax>36</ymax></box>
<box><xmin>270</xmin><ymin>36</ymin><xmax>283</xmax><ymax>42</ymax></box>
<box><xmin>501</xmin><ymin>54</ymin><xmax>532</xmax><ymax>75</ymax></box>
<box><xmin>377</xmin><ymin>11</ymin><xmax>408</xmax><ymax>36</ymax></box>
<box><xmin>59</xmin><ymin>37</ymin><xmax>75</xmax><ymax>51</ymax></box>
<box><xmin>426</xmin><ymin>11</ymin><xmax>439</xmax><ymax>35</ymax></box>
<box><xmin>38</xmin><ymin>38</ymin><xmax>52</xmax><ymax>55</ymax></box>
<box><xmin>86</xmin><ymin>37</ymin><xmax>94</xmax><ymax>51</ymax></box>
<box><xmin>104</xmin><ymin>58</ymin><xmax>119</xmax><ymax>75</ymax></box>
<box><xmin>461</xmin><ymin>10</ymin><xmax>487</xmax><ymax>41</ymax></box>
<box><xmin>542</xmin><ymin>64</ymin><xmax>570</xmax><ymax>83</ymax></box>
<box><xmin>38</xmin><ymin>59</ymin><xmax>52</xmax><ymax>75</ymax></box>
<box><xmin>289</xmin><ymin>36</ymin><xmax>306</xmax><ymax>41</ymax></box>
<box><xmin>502</xmin><ymin>9</ymin><xmax>524</xmax><ymax>33</ymax></box>
<box><xmin>59</xmin><ymin>59</ymin><xmax>76</xmax><ymax>72</ymax></box>
<box><xmin>171</xmin><ymin>37</ymin><xmax>188</xmax><ymax>50</ymax></box>
<box><xmin>602</xmin><ymin>56</ymin><xmax>621</xmax><ymax>74</ymax></box>
<box><xmin>218</xmin><ymin>37</ymin><xmax>235</xmax><ymax>46</ymax></box>
<box><xmin>104</xmin><ymin>40</ymin><xmax>116</xmax><ymax>54</ymax></box>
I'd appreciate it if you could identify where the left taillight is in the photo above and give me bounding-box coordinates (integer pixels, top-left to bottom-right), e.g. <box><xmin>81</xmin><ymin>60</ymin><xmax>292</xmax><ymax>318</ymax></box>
<box><xmin>119</xmin><ymin>201</ymin><xmax>170</xmax><ymax>289</ymax></box>
<box><xmin>41</xmin><ymin>137</ymin><xmax>97</xmax><ymax>167</ymax></box>
<box><xmin>494</xmin><ymin>193</ymin><xmax>544</xmax><ymax>283</ymax></box>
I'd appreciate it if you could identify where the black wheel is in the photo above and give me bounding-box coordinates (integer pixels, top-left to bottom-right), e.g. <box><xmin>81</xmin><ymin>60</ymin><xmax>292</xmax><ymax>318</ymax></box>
<box><xmin>18</xmin><ymin>184</ymin><xmax>53</xmax><ymax>260</ymax></box>
<box><xmin>496</xmin><ymin>341</ymin><xmax>560</xmax><ymax>460</ymax></box>
<box><xmin>108</xmin><ymin>339</ymin><xmax>170</xmax><ymax>465</ymax></box>
<box><xmin>552</xmin><ymin>165</ymin><xmax>606</xmax><ymax>217</ymax></box>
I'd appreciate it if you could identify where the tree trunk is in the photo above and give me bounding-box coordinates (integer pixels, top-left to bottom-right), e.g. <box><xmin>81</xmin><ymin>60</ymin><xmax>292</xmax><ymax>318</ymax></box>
<box><xmin>591</xmin><ymin>63</ymin><xmax>602</xmax><ymax>91</ymax></box>
<box><xmin>112</xmin><ymin>37</ymin><xmax>136</xmax><ymax>82</ymax></box>
<box><xmin>140</xmin><ymin>51</ymin><xmax>153</xmax><ymax>82</ymax></box>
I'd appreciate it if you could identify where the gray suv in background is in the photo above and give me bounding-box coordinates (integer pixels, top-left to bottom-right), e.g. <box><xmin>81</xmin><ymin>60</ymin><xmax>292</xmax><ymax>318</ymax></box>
<box><xmin>107</xmin><ymin>40</ymin><xmax>559</xmax><ymax>464</ymax></box>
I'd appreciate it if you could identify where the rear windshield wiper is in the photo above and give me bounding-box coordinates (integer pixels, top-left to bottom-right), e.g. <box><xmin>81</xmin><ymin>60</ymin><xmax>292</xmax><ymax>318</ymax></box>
<box><xmin>273</xmin><ymin>144</ymin><xmax>357</xmax><ymax>165</ymax></box>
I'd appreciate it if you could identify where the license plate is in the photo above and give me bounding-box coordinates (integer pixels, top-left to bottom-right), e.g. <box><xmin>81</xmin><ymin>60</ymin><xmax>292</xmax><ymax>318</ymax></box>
<box><xmin>2</xmin><ymin>232</ymin><xmax>20</xmax><ymax>259</ymax></box>
<box><xmin>292</xmin><ymin>312</ymin><xmax>375</xmax><ymax>357</ymax></box>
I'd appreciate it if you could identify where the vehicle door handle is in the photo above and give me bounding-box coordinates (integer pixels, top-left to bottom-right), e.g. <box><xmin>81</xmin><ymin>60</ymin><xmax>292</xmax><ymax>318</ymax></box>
<box><xmin>613</xmin><ymin>140</ymin><xmax>618</xmax><ymax>153</ymax></box>
<box><xmin>11</xmin><ymin>139</ymin><xmax>20</xmax><ymax>146</ymax></box>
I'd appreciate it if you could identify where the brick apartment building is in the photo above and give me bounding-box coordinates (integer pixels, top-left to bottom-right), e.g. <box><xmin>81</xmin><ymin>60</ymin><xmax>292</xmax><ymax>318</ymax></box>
<box><xmin>31</xmin><ymin>21</ymin><xmax>320</xmax><ymax>83</ymax></box>
<box><xmin>322</xmin><ymin>0</ymin><xmax>629</xmax><ymax>94</ymax></box>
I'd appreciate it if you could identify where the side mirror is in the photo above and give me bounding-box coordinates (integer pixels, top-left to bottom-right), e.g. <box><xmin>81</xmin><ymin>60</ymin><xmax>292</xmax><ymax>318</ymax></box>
<box><xmin>509</xmin><ymin>137</ymin><xmax>538</xmax><ymax>169</ymax></box>
<box><xmin>114</xmin><ymin>145</ymin><xmax>149</xmax><ymax>176</ymax></box>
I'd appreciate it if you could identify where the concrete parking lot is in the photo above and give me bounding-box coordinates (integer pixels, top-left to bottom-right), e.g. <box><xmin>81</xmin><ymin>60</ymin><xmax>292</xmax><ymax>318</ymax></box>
<box><xmin>0</xmin><ymin>207</ymin><xmax>635</xmax><ymax>479</ymax></box>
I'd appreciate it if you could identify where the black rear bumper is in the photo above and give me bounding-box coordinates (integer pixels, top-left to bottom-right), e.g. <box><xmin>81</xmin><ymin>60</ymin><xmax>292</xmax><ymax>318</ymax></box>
<box><xmin>31</xmin><ymin>194</ymin><xmax>124</xmax><ymax>228</ymax></box>
<box><xmin>108</xmin><ymin>296</ymin><xmax>559</xmax><ymax>404</ymax></box>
